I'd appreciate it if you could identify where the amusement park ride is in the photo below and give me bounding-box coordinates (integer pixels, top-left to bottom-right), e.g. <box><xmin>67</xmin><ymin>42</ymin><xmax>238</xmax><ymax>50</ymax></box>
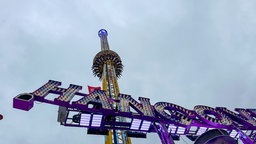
<box><xmin>13</xmin><ymin>29</ymin><xmax>256</xmax><ymax>144</ymax></box>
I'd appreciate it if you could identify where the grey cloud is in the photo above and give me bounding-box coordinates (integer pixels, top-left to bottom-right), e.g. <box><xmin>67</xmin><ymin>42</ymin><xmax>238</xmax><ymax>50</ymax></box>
<box><xmin>1</xmin><ymin>1</ymin><xmax>256</xmax><ymax>144</ymax></box>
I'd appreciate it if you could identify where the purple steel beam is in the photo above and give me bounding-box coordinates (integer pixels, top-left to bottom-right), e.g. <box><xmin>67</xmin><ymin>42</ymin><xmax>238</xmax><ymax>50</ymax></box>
<box><xmin>153</xmin><ymin>122</ymin><xmax>175</xmax><ymax>144</ymax></box>
<box><xmin>231</xmin><ymin>124</ymin><xmax>254</xmax><ymax>144</ymax></box>
<box><xmin>61</xmin><ymin>108</ymin><xmax>256</xmax><ymax>143</ymax></box>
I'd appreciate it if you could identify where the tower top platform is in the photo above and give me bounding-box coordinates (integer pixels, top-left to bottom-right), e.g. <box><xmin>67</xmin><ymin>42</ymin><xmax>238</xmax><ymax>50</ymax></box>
<box><xmin>92</xmin><ymin>29</ymin><xmax>123</xmax><ymax>80</ymax></box>
<box><xmin>98</xmin><ymin>29</ymin><xmax>108</xmax><ymax>38</ymax></box>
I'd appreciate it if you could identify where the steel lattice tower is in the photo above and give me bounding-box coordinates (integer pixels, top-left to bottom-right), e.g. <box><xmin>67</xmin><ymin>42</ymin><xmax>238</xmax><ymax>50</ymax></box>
<box><xmin>92</xmin><ymin>29</ymin><xmax>132</xmax><ymax>144</ymax></box>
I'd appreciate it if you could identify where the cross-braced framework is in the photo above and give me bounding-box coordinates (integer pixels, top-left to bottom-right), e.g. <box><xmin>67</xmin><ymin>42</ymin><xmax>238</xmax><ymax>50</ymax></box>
<box><xmin>13</xmin><ymin>30</ymin><xmax>256</xmax><ymax>144</ymax></box>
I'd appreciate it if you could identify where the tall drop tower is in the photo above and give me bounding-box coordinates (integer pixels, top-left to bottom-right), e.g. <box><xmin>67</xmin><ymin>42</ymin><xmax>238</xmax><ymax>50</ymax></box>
<box><xmin>92</xmin><ymin>29</ymin><xmax>132</xmax><ymax>144</ymax></box>
<box><xmin>12</xmin><ymin>29</ymin><xmax>256</xmax><ymax>144</ymax></box>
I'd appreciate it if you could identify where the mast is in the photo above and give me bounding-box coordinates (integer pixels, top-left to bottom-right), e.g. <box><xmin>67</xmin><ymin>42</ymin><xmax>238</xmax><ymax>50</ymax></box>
<box><xmin>92</xmin><ymin>29</ymin><xmax>131</xmax><ymax>144</ymax></box>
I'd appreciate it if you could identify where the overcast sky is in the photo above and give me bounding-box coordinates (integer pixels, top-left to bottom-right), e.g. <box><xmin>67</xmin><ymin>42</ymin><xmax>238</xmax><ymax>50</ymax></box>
<box><xmin>1</xmin><ymin>0</ymin><xmax>256</xmax><ymax>144</ymax></box>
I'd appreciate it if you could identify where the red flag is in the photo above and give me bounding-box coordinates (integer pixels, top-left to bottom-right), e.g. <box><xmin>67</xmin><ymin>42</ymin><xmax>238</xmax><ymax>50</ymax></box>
<box><xmin>88</xmin><ymin>86</ymin><xmax>101</xmax><ymax>93</ymax></box>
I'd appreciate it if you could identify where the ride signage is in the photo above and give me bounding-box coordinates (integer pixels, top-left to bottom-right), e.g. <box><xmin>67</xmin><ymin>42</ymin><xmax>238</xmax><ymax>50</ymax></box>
<box><xmin>13</xmin><ymin>80</ymin><xmax>256</xmax><ymax>143</ymax></box>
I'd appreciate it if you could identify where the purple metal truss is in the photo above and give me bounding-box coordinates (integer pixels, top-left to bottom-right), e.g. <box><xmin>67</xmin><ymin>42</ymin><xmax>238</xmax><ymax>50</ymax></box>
<box><xmin>153</xmin><ymin>122</ymin><xmax>175</xmax><ymax>144</ymax></box>
<box><xmin>13</xmin><ymin>80</ymin><xmax>256</xmax><ymax>144</ymax></box>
